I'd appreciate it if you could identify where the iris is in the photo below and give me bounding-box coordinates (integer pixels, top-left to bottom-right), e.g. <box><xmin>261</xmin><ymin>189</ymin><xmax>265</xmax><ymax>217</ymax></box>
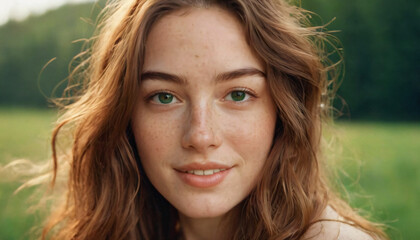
<box><xmin>158</xmin><ymin>93</ymin><xmax>174</xmax><ymax>104</ymax></box>
<box><xmin>230</xmin><ymin>91</ymin><xmax>246</xmax><ymax>101</ymax></box>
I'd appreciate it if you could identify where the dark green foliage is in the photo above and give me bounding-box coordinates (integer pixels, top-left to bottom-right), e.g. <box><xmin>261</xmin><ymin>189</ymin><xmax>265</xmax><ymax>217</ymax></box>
<box><xmin>302</xmin><ymin>0</ymin><xmax>420</xmax><ymax>120</ymax></box>
<box><xmin>0</xmin><ymin>2</ymin><xmax>102</xmax><ymax>107</ymax></box>
<box><xmin>0</xmin><ymin>0</ymin><xmax>418</xmax><ymax>120</ymax></box>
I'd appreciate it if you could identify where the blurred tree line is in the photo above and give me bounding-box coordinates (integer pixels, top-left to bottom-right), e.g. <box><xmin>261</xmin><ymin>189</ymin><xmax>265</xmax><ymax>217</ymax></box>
<box><xmin>0</xmin><ymin>0</ymin><xmax>418</xmax><ymax>120</ymax></box>
<box><xmin>0</xmin><ymin>2</ymin><xmax>102</xmax><ymax>108</ymax></box>
<box><xmin>303</xmin><ymin>0</ymin><xmax>419</xmax><ymax>120</ymax></box>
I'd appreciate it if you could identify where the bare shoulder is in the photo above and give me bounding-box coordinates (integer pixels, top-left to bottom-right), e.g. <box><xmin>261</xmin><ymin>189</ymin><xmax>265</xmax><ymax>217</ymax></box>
<box><xmin>301</xmin><ymin>206</ymin><xmax>375</xmax><ymax>240</ymax></box>
<box><xmin>336</xmin><ymin>222</ymin><xmax>375</xmax><ymax>240</ymax></box>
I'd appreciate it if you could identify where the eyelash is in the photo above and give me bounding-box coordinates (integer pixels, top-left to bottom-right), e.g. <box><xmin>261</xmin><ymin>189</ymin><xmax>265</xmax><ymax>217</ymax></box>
<box><xmin>145</xmin><ymin>87</ymin><xmax>257</xmax><ymax>105</ymax></box>
<box><xmin>146</xmin><ymin>89</ymin><xmax>180</xmax><ymax>105</ymax></box>
<box><xmin>223</xmin><ymin>87</ymin><xmax>257</xmax><ymax>103</ymax></box>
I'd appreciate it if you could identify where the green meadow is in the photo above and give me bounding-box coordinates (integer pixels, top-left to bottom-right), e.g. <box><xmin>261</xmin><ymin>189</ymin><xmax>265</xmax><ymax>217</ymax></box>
<box><xmin>0</xmin><ymin>108</ymin><xmax>418</xmax><ymax>239</ymax></box>
<box><xmin>0</xmin><ymin>108</ymin><xmax>56</xmax><ymax>239</ymax></box>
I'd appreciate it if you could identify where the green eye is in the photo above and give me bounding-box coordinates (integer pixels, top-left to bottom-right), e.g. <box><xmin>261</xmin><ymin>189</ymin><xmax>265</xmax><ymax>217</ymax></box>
<box><xmin>152</xmin><ymin>92</ymin><xmax>175</xmax><ymax>104</ymax></box>
<box><xmin>229</xmin><ymin>91</ymin><xmax>247</xmax><ymax>102</ymax></box>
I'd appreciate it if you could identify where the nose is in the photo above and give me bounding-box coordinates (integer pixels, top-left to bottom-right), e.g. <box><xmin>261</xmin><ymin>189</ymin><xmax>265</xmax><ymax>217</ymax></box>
<box><xmin>181</xmin><ymin>102</ymin><xmax>222</xmax><ymax>153</ymax></box>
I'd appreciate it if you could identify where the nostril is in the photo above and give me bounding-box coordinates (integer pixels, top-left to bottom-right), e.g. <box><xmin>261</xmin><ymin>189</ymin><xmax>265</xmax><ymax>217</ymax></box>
<box><xmin>181</xmin><ymin>121</ymin><xmax>221</xmax><ymax>151</ymax></box>
<box><xmin>181</xmin><ymin>103</ymin><xmax>222</xmax><ymax>151</ymax></box>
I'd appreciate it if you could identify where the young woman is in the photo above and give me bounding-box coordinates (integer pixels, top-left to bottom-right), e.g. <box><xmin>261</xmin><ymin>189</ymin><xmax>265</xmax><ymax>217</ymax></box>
<box><xmin>37</xmin><ymin>0</ymin><xmax>387</xmax><ymax>239</ymax></box>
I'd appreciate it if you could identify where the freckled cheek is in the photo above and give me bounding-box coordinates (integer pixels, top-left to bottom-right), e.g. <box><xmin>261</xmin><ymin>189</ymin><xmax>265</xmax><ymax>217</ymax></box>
<box><xmin>133</xmin><ymin>113</ymin><xmax>182</xmax><ymax>162</ymax></box>
<box><xmin>224</xmin><ymin>112</ymin><xmax>275</xmax><ymax>159</ymax></box>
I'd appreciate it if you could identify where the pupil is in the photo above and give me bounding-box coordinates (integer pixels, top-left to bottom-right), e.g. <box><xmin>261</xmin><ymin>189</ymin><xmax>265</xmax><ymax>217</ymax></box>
<box><xmin>232</xmin><ymin>91</ymin><xmax>245</xmax><ymax>101</ymax></box>
<box><xmin>159</xmin><ymin>93</ymin><xmax>173</xmax><ymax>103</ymax></box>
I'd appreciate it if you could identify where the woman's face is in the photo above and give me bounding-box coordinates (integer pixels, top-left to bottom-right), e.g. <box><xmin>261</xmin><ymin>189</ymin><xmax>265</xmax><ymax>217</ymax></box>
<box><xmin>132</xmin><ymin>7</ymin><xmax>277</xmax><ymax>219</ymax></box>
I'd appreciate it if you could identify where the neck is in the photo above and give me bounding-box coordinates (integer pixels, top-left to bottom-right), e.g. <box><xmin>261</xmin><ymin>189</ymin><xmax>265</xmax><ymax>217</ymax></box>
<box><xmin>178</xmin><ymin>206</ymin><xmax>240</xmax><ymax>240</ymax></box>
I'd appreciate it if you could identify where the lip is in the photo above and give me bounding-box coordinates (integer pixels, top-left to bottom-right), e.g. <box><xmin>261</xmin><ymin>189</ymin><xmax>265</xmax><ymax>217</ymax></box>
<box><xmin>175</xmin><ymin>162</ymin><xmax>233</xmax><ymax>188</ymax></box>
<box><xmin>176</xmin><ymin>162</ymin><xmax>232</xmax><ymax>172</ymax></box>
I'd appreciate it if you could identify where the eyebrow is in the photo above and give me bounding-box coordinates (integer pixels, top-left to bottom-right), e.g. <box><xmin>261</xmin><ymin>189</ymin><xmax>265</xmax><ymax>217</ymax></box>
<box><xmin>140</xmin><ymin>67</ymin><xmax>265</xmax><ymax>84</ymax></box>
<box><xmin>216</xmin><ymin>68</ymin><xmax>265</xmax><ymax>83</ymax></box>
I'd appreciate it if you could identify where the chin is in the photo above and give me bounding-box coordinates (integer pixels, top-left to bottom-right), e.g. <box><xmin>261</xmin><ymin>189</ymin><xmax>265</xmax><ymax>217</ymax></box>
<box><xmin>175</xmin><ymin>200</ymin><xmax>236</xmax><ymax>219</ymax></box>
<box><xmin>179</xmin><ymin>209</ymin><xmax>230</xmax><ymax>219</ymax></box>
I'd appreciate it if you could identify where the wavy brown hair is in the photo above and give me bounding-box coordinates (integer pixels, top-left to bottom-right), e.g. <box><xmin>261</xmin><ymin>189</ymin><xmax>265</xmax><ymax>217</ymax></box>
<box><xmin>37</xmin><ymin>0</ymin><xmax>388</xmax><ymax>239</ymax></box>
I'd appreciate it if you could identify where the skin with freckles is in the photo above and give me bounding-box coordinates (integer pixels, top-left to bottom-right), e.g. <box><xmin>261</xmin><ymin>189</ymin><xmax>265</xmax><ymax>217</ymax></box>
<box><xmin>131</xmin><ymin>7</ymin><xmax>277</xmax><ymax>239</ymax></box>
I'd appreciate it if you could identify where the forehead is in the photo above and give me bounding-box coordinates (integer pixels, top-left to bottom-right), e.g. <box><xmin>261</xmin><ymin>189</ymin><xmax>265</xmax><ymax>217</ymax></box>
<box><xmin>143</xmin><ymin>6</ymin><xmax>263</xmax><ymax>73</ymax></box>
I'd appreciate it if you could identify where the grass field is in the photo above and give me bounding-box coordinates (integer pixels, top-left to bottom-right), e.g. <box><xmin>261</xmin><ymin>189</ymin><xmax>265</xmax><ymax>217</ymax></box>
<box><xmin>0</xmin><ymin>108</ymin><xmax>419</xmax><ymax>239</ymax></box>
<box><xmin>332</xmin><ymin>122</ymin><xmax>420</xmax><ymax>239</ymax></box>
